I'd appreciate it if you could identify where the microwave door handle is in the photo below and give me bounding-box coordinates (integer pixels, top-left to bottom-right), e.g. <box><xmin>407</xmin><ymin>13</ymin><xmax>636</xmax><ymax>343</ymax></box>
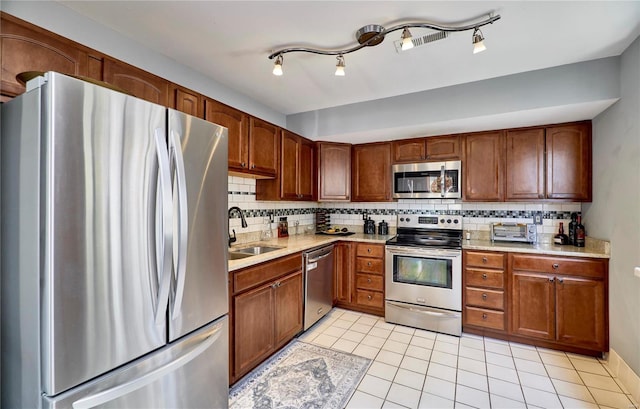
<box><xmin>440</xmin><ymin>165</ymin><xmax>445</xmax><ymax>197</ymax></box>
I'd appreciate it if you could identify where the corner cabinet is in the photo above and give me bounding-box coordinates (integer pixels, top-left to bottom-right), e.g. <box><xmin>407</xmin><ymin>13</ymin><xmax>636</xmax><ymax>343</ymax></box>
<box><xmin>229</xmin><ymin>253</ymin><xmax>303</xmax><ymax>384</ymax></box>
<box><xmin>352</xmin><ymin>142</ymin><xmax>392</xmax><ymax>202</ymax></box>
<box><xmin>546</xmin><ymin>122</ymin><xmax>592</xmax><ymax>201</ymax></box>
<box><xmin>317</xmin><ymin>142</ymin><xmax>351</xmax><ymax>201</ymax></box>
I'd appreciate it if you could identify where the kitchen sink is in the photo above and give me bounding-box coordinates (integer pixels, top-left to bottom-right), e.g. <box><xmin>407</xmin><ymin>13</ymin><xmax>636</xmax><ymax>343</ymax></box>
<box><xmin>233</xmin><ymin>245</ymin><xmax>283</xmax><ymax>255</ymax></box>
<box><xmin>228</xmin><ymin>252</ymin><xmax>254</xmax><ymax>260</ymax></box>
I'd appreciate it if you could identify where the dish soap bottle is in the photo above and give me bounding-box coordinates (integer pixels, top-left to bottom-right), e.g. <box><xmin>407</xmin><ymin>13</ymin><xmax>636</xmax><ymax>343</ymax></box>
<box><xmin>553</xmin><ymin>222</ymin><xmax>569</xmax><ymax>245</ymax></box>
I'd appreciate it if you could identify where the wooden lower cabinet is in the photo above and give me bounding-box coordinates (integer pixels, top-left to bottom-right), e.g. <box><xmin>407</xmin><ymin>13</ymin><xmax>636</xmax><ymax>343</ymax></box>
<box><xmin>333</xmin><ymin>241</ymin><xmax>354</xmax><ymax>305</ymax></box>
<box><xmin>511</xmin><ymin>272</ymin><xmax>556</xmax><ymax>340</ymax></box>
<box><xmin>230</xmin><ymin>254</ymin><xmax>303</xmax><ymax>384</ymax></box>
<box><xmin>463</xmin><ymin>250</ymin><xmax>507</xmax><ymax>334</ymax></box>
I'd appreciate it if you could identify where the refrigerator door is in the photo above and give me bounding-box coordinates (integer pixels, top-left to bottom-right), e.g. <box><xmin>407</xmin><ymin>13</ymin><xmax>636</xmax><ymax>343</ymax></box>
<box><xmin>42</xmin><ymin>317</ymin><xmax>229</xmax><ymax>409</ymax></box>
<box><xmin>167</xmin><ymin>110</ymin><xmax>229</xmax><ymax>341</ymax></box>
<box><xmin>41</xmin><ymin>73</ymin><xmax>169</xmax><ymax>396</ymax></box>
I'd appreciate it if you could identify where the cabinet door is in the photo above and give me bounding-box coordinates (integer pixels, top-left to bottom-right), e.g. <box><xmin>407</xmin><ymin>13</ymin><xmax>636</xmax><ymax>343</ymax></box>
<box><xmin>204</xmin><ymin>98</ymin><xmax>249</xmax><ymax>172</ymax></box>
<box><xmin>318</xmin><ymin>142</ymin><xmax>351</xmax><ymax>201</ymax></box>
<box><xmin>1</xmin><ymin>13</ymin><xmax>89</xmax><ymax>97</ymax></box>
<box><xmin>392</xmin><ymin>138</ymin><xmax>426</xmax><ymax>163</ymax></box>
<box><xmin>170</xmin><ymin>84</ymin><xmax>202</xmax><ymax>118</ymax></box>
<box><xmin>298</xmin><ymin>138</ymin><xmax>315</xmax><ymax>200</ymax></box>
<box><xmin>334</xmin><ymin>242</ymin><xmax>353</xmax><ymax>304</ymax></box>
<box><xmin>280</xmin><ymin>131</ymin><xmax>299</xmax><ymax>200</ymax></box>
<box><xmin>352</xmin><ymin>142</ymin><xmax>392</xmax><ymax>202</ymax></box>
<box><xmin>546</xmin><ymin>123</ymin><xmax>592</xmax><ymax>201</ymax></box>
<box><xmin>511</xmin><ymin>272</ymin><xmax>555</xmax><ymax>340</ymax></box>
<box><xmin>426</xmin><ymin>135</ymin><xmax>461</xmax><ymax>160</ymax></box>
<box><xmin>233</xmin><ymin>283</ymin><xmax>275</xmax><ymax>378</ymax></box>
<box><xmin>249</xmin><ymin>118</ymin><xmax>280</xmax><ymax>177</ymax></box>
<box><xmin>274</xmin><ymin>271</ymin><xmax>303</xmax><ymax>347</ymax></box>
<box><xmin>506</xmin><ymin>128</ymin><xmax>545</xmax><ymax>200</ymax></box>
<box><xmin>103</xmin><ymin>58</ymin><xmax>168</xmax><ymax>106</ymax></box>
<box><xmin>556</xmin><ymin>276</ymin><xmax>606</xmax><ymax>350</ymax></box>
<box><xmin>463</xmin><ymin>131</ymin><xmax>505</xmax><ymax>201</ymax></box>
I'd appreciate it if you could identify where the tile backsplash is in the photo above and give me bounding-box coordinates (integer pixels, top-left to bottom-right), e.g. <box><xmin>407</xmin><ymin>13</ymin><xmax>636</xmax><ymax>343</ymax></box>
<box><xmin>228</xmin><ymin>176</ymin><xmax>583</xmax><ymax>244</ymax></box>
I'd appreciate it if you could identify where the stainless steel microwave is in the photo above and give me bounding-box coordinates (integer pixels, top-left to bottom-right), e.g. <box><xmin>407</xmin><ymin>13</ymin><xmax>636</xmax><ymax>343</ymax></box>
<box><xmin>392</xmin><ymin>160</ymin><xmax>462</xmax><ymax>199</ymax></box>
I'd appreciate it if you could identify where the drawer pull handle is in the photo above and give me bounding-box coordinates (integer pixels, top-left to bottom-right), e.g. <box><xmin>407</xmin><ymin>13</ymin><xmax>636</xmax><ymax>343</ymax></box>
<box><xmin>367</xmin><ymin>278</ymin><xmax>372</xmax><ymax>283</ymax></box>
<box><xmin>552</xmin><ymin>263</ymin><xmax>559</xmax><ymax>270</ymax></box>
<box><xmin>367</xmin><ymin>261</ymin><xmax>372</xmax><ymax>267</ymax></box>
<box><xmin>367</xmin><ymin>248</ymin><xmax>372</xmax><ymax>253</ymax></box>
<box><xmin>482</xmin><ymin>293</ymin><xmax>488</xmax><ymax>300</ymax></box>
<box><xmin>367</xmin><ymin>295</ymin><xmax>372</xmax><ymax>300</ymax></box>
<box><xmin>482</xmin><ymin>273</ymin><xmax>487</xmax><ymax>280</ymax></box>
<box><xmin>482</xmin><ymin>313</ymin><xmax>488</xmax><ymax>320</ymax></box>
<box><xmin>482</xmin><ymin>257</ymin><xmax>488</xmax><ymax>263</ymax></box>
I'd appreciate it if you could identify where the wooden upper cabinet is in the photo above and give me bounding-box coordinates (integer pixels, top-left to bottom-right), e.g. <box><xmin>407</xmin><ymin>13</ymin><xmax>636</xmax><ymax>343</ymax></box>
<box><xmin>204</xmin><ymin>98</ymin><xmax>249</xmax><ymax>171</ymax></box>
<box><xmin>506</xmin><ymin>128</ymin><xmax>545</xmax><ymax>200</ymax></box>
<box><xmin>103</xmin><ymin>58</ymin><xmax>168</xmax><ymax>106</ymax></box>
<box><xmin>463</xmin><ymin>131</ymin><xmax>505</xmax><ymax>201</ymax></box>
<box><xmin>392</xmin><ymin>138</ymin><xmax>426</xmax><ymax>163</ymax></box>
<box><xmin>298</xmin><ymin>138</ymin><xmax>315</xmax><ymax>200</ymax></box>
<box><xmin>249</xmin><ymin>117</ymin><xmax>280</xmax><ymax>177</ymax></box>
<box><xmin>1</xmin><ymin>13</ymin><xmax>89</xmax><ymax>98</ymax></box>
<box><xmin>279</xmin><ymin>130</ymin><xmax>314</xmax><ymax>200</ymax></box>
<box><xmin>170</xmin><ymin>84</ymin><xmax>202</xmax><ymax>118</ymax></box>
<box><xmin>352</xmin><ymin>142</ymin><xmax>392</xmax><ymax>202</ymax></box>
<box><xmin>317</xmin><ymin>142</ymin><xmax>351</xmax><ymax>201</ymax></box>
<box><xmin>426</xmin><ymin>135</ymin><xmax>461</xmax><ymax>160</ymax></box>
<box><xmin>546</xmin><ymin>122</ymin><xmax>592</xmax><ymax>201</ymax></box>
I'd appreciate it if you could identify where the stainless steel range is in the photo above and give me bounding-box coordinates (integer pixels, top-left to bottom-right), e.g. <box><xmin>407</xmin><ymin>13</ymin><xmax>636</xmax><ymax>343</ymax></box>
<box><xmin>385</xmin><ymin>213</ymin><xmax>463</xmax><ymax>336</ymax></box>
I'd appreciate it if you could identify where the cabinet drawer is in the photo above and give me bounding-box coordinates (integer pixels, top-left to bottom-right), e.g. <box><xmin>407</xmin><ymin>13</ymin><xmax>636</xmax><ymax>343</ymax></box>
<box><xmin>356</xmin><ymin>290</ymin><xmax>384</xmax><ymax>308</ymax></box>
<box><xmin>511</xmin><ymin>254</ymin><xmax>606</xmax><ymax>278</ymax></box>
<box><xmin>465</xmin><ymin>251</ymin><xmax>505</xmax><ymax>269</ymax></box>
<box><xmin>356</xmin><ymin>273</ymin><xmax>383</xmax><ymax>291</ymax></box>
<box><xmin>464</xmin><ymin>306</ymin><xmax>505</xmax><ymax>331</ymax></box>
<box><xmin>356</xmin><ymin>257</ymin><xmax>384</xmax><ymax>274</ymax></box>
<box><xmin>465</xmin><ymin>287</ymin><xmax>504</xmax><ymax>310</ymax></box>
<box><xmin>233</xmin><ymin>253</ymin><xmax>302</xmax><ymax>293</ymax></box>
<box><xmin>465</xmin><ymin>268</ymin><xmax>505</xmax><ymax>289</ymax></box>
<box><xmin>356</xmin><ymin>243</ymin><xmax>384</xmax><ymax>258</ymax></box>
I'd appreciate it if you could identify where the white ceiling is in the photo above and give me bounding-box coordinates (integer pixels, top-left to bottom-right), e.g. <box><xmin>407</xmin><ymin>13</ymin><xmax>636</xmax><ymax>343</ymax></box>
<box><xmin>58</xmin><ymin>1</ymin><xmax>640</xmax><ymax>132</ymax></box>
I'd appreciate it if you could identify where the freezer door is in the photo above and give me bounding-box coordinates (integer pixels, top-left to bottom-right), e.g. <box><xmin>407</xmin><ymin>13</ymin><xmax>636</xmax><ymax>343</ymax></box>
<box><xmin>167</xmin><ymin>110</ymin><xmax>229</xmax><ymax>341</ymax></box>
<box><xmin>42</xmin><ymin>73</ymin><xmax>169</xmax><ymax>396</ymax></box>
<box><xmin>43</xmin><ymin>317</ymin><xmax>229</xmax><ymax>409</ymax></box>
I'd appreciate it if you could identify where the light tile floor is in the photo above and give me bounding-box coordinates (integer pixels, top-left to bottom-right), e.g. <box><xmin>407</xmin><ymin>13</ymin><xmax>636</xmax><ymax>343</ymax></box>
<box><xmin>297</xmin><ymin>308</ymin><xmax>639</xmax><ymax>409</ymax></box>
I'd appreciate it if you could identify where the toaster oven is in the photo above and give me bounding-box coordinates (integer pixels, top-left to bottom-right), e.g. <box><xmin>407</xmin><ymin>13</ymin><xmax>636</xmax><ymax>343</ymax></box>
<box><xmin>490</xmin><ymin>223</ymin><xmax>537</xmax><ymax>243</ymax></box>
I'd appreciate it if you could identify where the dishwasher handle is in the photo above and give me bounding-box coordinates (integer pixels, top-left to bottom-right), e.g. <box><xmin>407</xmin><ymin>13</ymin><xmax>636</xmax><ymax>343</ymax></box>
<box><xmin>308</xmin><ymin>252</ymin><xmax>332</xmax><ymax>263</ymax></box>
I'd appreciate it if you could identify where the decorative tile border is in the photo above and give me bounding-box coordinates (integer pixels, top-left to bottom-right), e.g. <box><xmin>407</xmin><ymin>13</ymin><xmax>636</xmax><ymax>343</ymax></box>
<box><xmin>228</xmin><ymin>191</ymin><xmax>256</xmax><ymax>196</ymax></box>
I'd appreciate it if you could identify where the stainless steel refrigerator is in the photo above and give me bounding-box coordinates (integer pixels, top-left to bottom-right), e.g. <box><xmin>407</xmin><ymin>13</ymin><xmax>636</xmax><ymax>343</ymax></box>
<box><xmin>1</xmin><ymin>72</ymin><xmax>229</xmax><ymax>408</ymax></box>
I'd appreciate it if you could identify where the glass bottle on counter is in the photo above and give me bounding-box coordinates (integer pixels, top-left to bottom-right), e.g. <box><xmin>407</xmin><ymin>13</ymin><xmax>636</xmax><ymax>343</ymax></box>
<box><xmin>574</xmin><ymin>215</ymin><xmax>586</xmax><ymax>247</ymax></box>
<box><xmin>277</xmin><ymin>217</ymin><xmax>289</xmax><ymax>238</ymax></box>
<box><xmin>568</xmin><ymin>213</ymin><xmax>578</xmax><ymax>245</ymax></box>
<box><xmin>553</xmin><ymin>222</ymin><xmax>569</xmax><ymax>245</ymax></box>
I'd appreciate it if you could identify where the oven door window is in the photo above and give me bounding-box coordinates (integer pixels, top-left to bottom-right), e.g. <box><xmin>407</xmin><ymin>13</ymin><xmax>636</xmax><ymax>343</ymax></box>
<box><xmin>393</xmin><ymin>255</ymin><xmax>452</xmax><ymax>289</ymax></box>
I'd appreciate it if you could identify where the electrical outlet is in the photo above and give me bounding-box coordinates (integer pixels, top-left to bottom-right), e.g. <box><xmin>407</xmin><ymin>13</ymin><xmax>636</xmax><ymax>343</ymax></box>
<box><xmin>634</xmin><ymin>267</ymin><xmax>640</xmax><ymax>278</ymax></box>
<box><xmin>533</xmin><ymin>211</ymin><xmax>543</xmax><ymax>225</ymax></box>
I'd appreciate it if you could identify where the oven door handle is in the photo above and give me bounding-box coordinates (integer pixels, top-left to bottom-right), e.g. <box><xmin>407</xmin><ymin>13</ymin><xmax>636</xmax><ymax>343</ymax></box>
<box><xmin>387</xmin><ymin>301</ymin><xmax>460</xmax><ymax>317</ymax></box>
<box><xmin>385</xmin><ymin>246</ymin><xmax>461</xmax><ymax>259</ymax></box>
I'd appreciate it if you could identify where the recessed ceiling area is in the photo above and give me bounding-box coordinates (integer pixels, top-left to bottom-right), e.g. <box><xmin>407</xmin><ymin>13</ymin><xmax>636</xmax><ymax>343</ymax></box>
<box><xmin>52</xmin><ymin>1</ymin><xmax>640</xmax><ymax>142</ymax></box>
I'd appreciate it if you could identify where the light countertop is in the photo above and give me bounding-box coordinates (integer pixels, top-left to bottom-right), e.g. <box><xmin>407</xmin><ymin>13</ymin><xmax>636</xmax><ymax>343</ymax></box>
<box><xmin>462</xmin><ymin>239</ymin><xmax>610</xmax><ymax>259</ymax></box>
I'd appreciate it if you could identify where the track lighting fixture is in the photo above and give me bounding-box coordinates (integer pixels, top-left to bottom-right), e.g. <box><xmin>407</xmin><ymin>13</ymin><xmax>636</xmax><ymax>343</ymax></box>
<box><xmin>272</xmin><ymin>54</ymin><xmax>283</xmax><ymax>76</ymax></box>
<box><xmin>401</xmin><ymin>27</ymin><xmax>414</xmax><ymax>51</ymax></box>
<box><xmin>335</xmin><ymin>55</ymin><xmax>346</xmax><ymax>76</ymax></box>
<box><xmin>269</xmin><ymin>13</ymin><xmax>500</xmax><ymax>76</ymax></box>
<box><xmin>472</xmin><ymin>27</ymin><xmax>486</xmax><ymax>54</ymax></box>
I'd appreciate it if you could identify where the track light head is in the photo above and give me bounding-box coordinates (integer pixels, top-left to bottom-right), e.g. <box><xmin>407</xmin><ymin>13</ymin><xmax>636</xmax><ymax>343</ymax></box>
<box><xmin>273</xmin><ymin>54</ymin><xmax>283</xmax><ymax>76</ymax></box>
<box><xmin>472</xmin><ymin>27</ymin><xmax>486</xmax><ymax>54</ymax></box>
<box><xmin>335</xmin><ymin>55</ymin><xmax>345</xmax><ymax>76</ymax></box>
<box><xmin>401</xmin><ymin>27</ymin><xmax>414</xmax><ymax>51</ymax></box>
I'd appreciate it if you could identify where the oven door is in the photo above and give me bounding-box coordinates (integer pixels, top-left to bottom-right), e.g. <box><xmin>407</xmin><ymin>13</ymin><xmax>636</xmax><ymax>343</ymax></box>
<box><xmin>385</xmin><ymin>245</ymin><xmax>462</xmax><ymax>311</ymax></box>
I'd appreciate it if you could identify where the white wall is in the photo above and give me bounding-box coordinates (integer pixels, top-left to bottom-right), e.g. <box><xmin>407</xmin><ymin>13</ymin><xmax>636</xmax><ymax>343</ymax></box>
<box><xmin>585</xmin><ymin>35</ymin><xmax>640</xmax><ymax>376</ymax></box>
<box><xmin>1</xmin><ymin>0</ymin><xmax>286</xmax><ymax>127</ymax></box>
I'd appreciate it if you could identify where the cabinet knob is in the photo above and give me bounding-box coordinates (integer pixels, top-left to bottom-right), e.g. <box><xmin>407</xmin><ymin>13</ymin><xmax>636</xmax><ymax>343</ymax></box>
<box><xmin>251</xmin><ymin>164</ymin><xmax>255</xmax><ymax>169</ymax></box>
<box><xmin>241</xmin><ymin>162</ymin><xmax>246</xmax><ymax>168</ymax></box>
<box><xmin>552</xmin><ymin>263</ymin><xmax>559</xmax><ymax>270</ymax></box>
<box><xmin>367</xmin><ymin>261</ymin><xmax>372</xmax><ymax>267</ymax></box>
<box><xmin>557</xmin><ymin>277</ymin><xmax>564</xmax><ymax>284</ymax></box>
<box><xmin>367</xmin><ymin>278</ymin><xmax>372</xmax><ymax>283</ymax></box>
<box><xmin>482</xmin><ymin>293</ymin><xmax>488</xmax><ymax>300</ymax></box>
<box><xmin>367</xmin><ymin>295</ymin><xmax>372</xmax><ymax>300</ymax></box>
<box><xmin>549</xmin><ymin>277</ymin><xmax>555</xmax><ymax>282</ymax></box>
<box><xmin>482</xmin><ymin>257</ymin><xmax>488</xmax><ymax>263</ymax></box>
<box><xmin>367</xmin><ymin>248</ymin><xmax>372</xmax><ymax>253</ymax></box>
<box><xmin>482</xmin><ymin>273</ymin><xmax>487</xmax><ymax>280</ymax></box>
<box><xmin>482</xmin><ymin>313</ymin><xmax>488</xmax><ymax>320</ymax></box>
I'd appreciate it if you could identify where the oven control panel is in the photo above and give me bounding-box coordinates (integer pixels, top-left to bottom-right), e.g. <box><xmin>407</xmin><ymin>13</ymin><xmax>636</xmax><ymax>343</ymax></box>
<box><xmin>396</xmin><ymin>213</ymin><xmax>463</xmax><ymax>230</ymax></box>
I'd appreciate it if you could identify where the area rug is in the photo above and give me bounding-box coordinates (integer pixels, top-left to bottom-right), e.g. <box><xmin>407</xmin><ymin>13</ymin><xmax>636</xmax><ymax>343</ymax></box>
<box><xmin>229</xmin><ymin>341</ymin><xmax>371</xmax><ymax>409</ymax></box>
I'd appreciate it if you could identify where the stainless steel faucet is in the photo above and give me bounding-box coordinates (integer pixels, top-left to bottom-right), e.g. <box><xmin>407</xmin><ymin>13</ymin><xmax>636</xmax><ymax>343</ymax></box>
<box><xmin>228</xmin><ymin>206</ymin><xmax>248</xmax><ymax>246</ymax></box>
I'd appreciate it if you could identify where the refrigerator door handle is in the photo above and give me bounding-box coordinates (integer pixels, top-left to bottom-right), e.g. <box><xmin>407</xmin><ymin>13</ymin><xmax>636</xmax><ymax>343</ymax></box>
<box><xmin>169</xmin><ymin>130</ymin><xmax>188</xmax><ymax>319</ymax></box>
<box><xmin>71</xmin><ymin>322</ymin><xmax>223</xmax><ymax>409</ymax></box>
<box><xmin>154</xmin><ymin>129</ymin><xmax>173</xmax><ymax>325</ymax></box>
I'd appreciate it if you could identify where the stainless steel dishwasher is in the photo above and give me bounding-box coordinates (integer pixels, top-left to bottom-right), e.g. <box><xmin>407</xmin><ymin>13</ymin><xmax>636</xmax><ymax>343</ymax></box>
<box><xmin>303</xmin><ymin>244</ymin><xmax>334</xmax><ymax>330</ymax></box>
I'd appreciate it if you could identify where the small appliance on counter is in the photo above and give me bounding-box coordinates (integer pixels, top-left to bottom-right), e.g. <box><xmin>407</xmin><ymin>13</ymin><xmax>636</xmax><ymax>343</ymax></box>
<box><xmin>490</xmin><ymin>222</ymin><xmax>537</xmax><ymax>243</ymax></box>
